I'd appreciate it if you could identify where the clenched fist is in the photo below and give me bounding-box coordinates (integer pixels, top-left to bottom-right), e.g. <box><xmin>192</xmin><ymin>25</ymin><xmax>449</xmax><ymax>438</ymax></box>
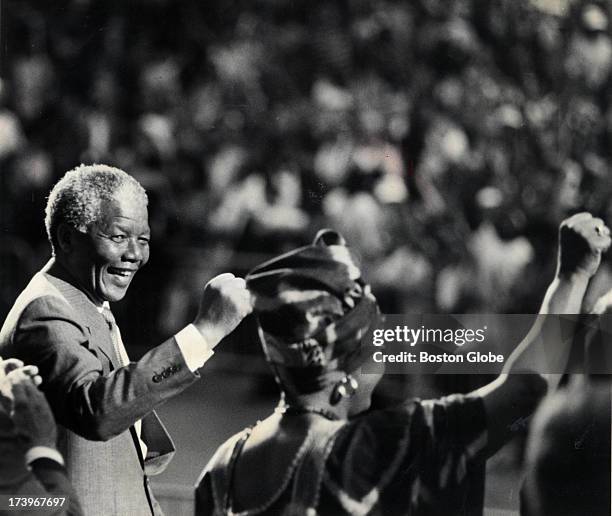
<box><xmin>193</xmin><ymin>273</ymin><xmax>253</xmax><ymax>348</ymax></box>
<box><xmin>558</xmin><ymin>212</ymin><xmax>611</xmax><ymax>279</ymax></box>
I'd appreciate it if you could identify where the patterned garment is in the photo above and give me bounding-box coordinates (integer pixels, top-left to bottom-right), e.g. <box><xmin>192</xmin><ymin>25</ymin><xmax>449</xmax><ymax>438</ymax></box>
<box><xmin>246</xmin><ymin>229</ymin><xmax>380</xmax><ymax>392</ymax></box>
<box><xmin>196</xmin><ymin>394</ymin><xmax>488</xmax><ymax>516</ymax></box>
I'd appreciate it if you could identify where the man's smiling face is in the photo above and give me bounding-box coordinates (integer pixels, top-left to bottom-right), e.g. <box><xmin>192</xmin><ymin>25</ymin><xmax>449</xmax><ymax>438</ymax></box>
<box><xmin>68</xmin><ymin>187</ymin><xmax>150</xmax><ymax>303</ymax></box>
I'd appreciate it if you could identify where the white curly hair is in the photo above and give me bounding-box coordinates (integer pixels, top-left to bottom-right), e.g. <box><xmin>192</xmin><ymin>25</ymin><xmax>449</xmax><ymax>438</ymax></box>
<box><xmin>45</xmin><ymin>164</ymin><xmax>148</xmax><ymax>255</ymax></box>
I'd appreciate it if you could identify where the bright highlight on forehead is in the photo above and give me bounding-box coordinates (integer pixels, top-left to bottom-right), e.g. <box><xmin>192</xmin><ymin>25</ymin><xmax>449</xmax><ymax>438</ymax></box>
<box><xmin>45</xmin><ymin>164</ymin><xmax>148</xmax><ymax>252</ymax></box>
<box><xmin>98</xmin><ymin>187</ymin><xmax>150</xmax><ymax>225</ymax></box>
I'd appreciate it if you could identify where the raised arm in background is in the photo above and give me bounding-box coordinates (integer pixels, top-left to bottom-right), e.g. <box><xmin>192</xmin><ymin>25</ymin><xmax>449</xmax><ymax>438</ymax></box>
<box><xmin>471</xmin><ymin>212</ymin><xmax>611</xmax><ymax>454</ymax></box>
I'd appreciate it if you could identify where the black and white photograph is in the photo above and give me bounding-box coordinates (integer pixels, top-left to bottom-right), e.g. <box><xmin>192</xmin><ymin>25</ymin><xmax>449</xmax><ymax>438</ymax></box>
<box><xmin>0</xmin><ymin>1</ymin><xmax>610</xmax><ymax>515</ymax></box>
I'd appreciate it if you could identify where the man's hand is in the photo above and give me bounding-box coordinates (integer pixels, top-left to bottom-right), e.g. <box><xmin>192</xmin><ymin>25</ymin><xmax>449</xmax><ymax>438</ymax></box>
<box><xmin>1</xmin><ymin>368</ymin><xmax>57</xmax><ymax>449</ymax></box>
<box><xmin>193</xmin><ymin>273</ymin><xmax>253</xmax><ymax>348</ymax></box>
<box><xmin>557</xmin><ymin>212</ymin><xmax>611</xmax><ymax>279</ymax></box>
<box><xmin>0</xmin><ymin>358</ymin><xmax>41</xmax><ymax>413</ymax></box>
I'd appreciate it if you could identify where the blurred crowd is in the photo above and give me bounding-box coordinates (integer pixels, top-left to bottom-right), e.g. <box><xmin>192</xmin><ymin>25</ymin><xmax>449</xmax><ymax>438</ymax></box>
<box><xmin>3</xmin><ymin>0</ymin><xmax>612</xmax><ymax>342</ymax></box>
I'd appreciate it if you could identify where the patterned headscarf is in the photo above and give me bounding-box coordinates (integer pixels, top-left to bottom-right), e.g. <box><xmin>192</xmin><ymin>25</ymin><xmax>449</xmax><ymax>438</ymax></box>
<box><xmin>246</xmin><ymin>229</ymin><xmax>380</xmax><ymax>391</ymax></box>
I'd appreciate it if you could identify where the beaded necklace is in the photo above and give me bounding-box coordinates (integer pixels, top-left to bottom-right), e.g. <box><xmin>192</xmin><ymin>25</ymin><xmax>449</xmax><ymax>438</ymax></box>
<box><xmin>274</xmin><ymin>403</ymin><xmax>341</xmax><ymax>421</ymax></box>
<box><xmin>224</xmin><ymin>425</ymin><xmax>314</xmax><ymax>515</ymax></box>
<box><xmin>222</xmin><ymin>405</ymin><xmax>343</xmax><ymax>515</ymax></box>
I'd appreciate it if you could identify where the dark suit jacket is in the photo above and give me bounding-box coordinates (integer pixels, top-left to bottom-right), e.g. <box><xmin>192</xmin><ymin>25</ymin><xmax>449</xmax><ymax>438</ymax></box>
<box><xmin>0</xmin><ymin>259</ymin><xmax>200</xmax><ymax>515</ymax></box>
<box><xmin>0</xmin><ymin>406</ymin><xmax>83</xmax><ymax>516</ymax></box>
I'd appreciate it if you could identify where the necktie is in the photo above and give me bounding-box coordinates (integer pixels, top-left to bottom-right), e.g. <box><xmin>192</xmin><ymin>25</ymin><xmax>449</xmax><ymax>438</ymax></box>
<box><xmin>101</xmin><ymin>306</ymin><xmax>130</xmax><ymax>367</ymax></box>
<box><xmin>100</xmin><ymin>305</ymin><xmax>148</xmax><ymax>460</ymax></box>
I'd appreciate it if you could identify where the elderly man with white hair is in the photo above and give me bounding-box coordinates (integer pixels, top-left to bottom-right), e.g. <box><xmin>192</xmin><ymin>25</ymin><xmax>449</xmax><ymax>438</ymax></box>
<box><xmin>0</xmin><ymin>164</ymin><xmax>252</xmax><ymax>516</ymax></box>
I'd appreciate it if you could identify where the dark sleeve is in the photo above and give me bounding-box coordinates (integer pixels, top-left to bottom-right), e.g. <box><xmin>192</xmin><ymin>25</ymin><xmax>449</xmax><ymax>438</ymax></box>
<box><xmin>419</xmin><ymin>394</ymin><xmax>488</xmax><ymax>469</ymax></box>
<box><xmin>29</xmin><ymin>459</ymin><xmax>83</xmax><ymax>516</ymax></box>
<box><xmin>194</xmin><ymin>472</ymin><xmax>216</xmax><ymax>516</ymax></box>
<box><xmin>326</xmin><ymin>402</ymin><xmax>423</xmax><ymax>504</ymax></box>
<box><xmin>10</xmin><ymin>296</ymin><xmax>198</xmax><ymax>440</ymax></box>
<box><xmin>415</xmin><ymin>393</ymin><xmax>488</xmax><ymax>516</ymax></box>
<box><xmin>3</xmin><ymin>460</ymin><xmax>81</xmax><ymax>516</ymax></box>
<box><xmin>326</xmin><ymin>396</ymin><xmax>487</xmax><ymax>512</ymax></box>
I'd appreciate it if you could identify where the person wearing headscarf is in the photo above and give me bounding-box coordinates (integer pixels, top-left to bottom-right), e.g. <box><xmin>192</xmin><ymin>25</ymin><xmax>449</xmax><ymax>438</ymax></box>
<box><xmin>195</xmin><ymin>213</ymin><xmax>610</xmax><ymax>515</ymax></box>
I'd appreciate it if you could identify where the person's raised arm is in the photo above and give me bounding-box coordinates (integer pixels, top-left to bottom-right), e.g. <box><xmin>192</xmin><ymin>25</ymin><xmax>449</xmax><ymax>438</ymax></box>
<box><xmin>472</xmin><ymin>212</ymin><xmax>611</xmax><ymax>454</ymax></box>
<box><xmin>11</xmin><ymin>273</ymin><xmax>252</xmax><ymax>441</ymax></box>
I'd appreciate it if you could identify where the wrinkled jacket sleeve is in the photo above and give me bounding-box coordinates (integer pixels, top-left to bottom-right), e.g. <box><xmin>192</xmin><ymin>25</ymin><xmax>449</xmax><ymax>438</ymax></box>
<box><xmin>9</xmin><ymin>295</ymin><xmax>199</xmax><ymax>441</ymax></box>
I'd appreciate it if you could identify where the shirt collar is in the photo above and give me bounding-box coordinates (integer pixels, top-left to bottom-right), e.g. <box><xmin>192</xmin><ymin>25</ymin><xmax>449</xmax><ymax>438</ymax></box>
<box><xmin>97</xmin><ymin>301</ymin><xmax>111</xmax><ymax>314</ymax></box>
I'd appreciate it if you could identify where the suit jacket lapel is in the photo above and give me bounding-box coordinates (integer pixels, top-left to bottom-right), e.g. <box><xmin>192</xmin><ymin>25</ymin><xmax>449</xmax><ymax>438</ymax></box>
<box><xmin>40</xmin><ymin>260</ymin><xmax>177</xmax><ymax>480</ymax></box>
<box><xmin>43</xmin><ymin>260</ymin><xmax>118</xmax><ymax>370</ymax></box>
<box><xmin>141</xmin><ymin>411</ymin><xmax>176</xmax><ymax>475</ymax></box>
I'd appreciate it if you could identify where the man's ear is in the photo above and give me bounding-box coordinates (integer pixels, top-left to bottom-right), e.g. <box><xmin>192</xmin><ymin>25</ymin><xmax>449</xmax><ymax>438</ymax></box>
<box><xmin>56</xmin><ymin>223</ymin><xmax>75</xmax><ymax>254</ymax></box>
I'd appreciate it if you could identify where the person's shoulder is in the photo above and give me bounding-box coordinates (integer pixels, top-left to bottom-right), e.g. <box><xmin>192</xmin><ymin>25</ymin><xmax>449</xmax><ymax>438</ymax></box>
<box><xmin>331</xmin><ymin>403</ymin><xmax>423</xmax><ymax>466</ymax></box>
<box><xmin>195</xmin><ymin>427</ymin><xmax>251</xmax><ymax>513</ymax></box>
<box><xmin>0</xmin><ymin>270</ymin><xmax>68</xmax><ymax>336</ymax></box>
<box><xmin>0</xmin><ymin>269</ymin><xmax>91</xmax><ymax>353</ymax></box>
<box><xmin>324</xmin><ymin>403</ymin><xmax>424</xmax><ymax>508</ymax></box>
<box><xmin>346</xmin><ymin>401</ymin><xmax>423</xmax><ymax>435</ymax></box>
<box><xmin>14</xmin><ymin>284</ymin><xmax>77</xmax><ymax>326</ymax></box>
<box><xmin>331</xmin><ymin>397</ymin><xmax>481</xmax><ymax>472</ymax></box>
<box><xmin>199</xmin><ymin>428</ymin><xmax>251</xmax><ymax>480</ymax></box>
<box><xmin>14</xmin><ymin>264</ymin><xmax>100</xmax><ymax>327</ymax></box>
<box><xmin>333</xmin><ymin>402</ymin><xmax>428</xmax><ymax>459</ymax></box>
